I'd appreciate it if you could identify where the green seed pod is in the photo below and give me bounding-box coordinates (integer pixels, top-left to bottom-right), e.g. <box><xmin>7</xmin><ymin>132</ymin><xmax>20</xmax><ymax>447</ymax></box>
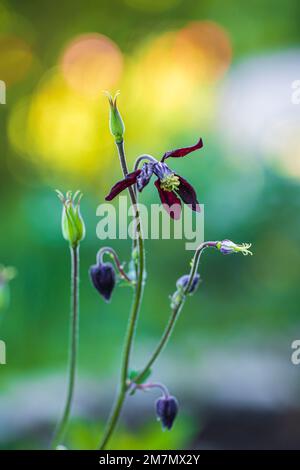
<box><xmin>56</xmin><ymin>190</ymin><xmax>86</xmax><ymax>247</ymax></box>
<box><xmin>105</xmin><ymin>91</ymin><xmax>125</xmax><ymax>143</ymax></box>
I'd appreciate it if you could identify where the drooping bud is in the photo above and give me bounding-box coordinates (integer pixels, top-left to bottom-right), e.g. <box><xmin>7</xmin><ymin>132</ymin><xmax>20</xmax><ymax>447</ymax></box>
<box><xmin>56</xmin><ymin>190</ymin><xmax>86</xmax><ymax>248</ymax></box>
<box><xmin>216</xmin><ymin>239</ymin><xmax>253</xmax><ymax>256</ymax></box>
<box><xmin>105</xmin><ymin>91</ymin><xmax>125</xmax><ymax>143</ymax></box>
<box><xmin>170</xmin><ymin>272</ymin><xmax>200</xmax><ymax>309</ymax></box>
<box><xmin>156</xmin><ymin>395</ymin><xmax>179</xmax><ymax>430</ymax></box>
<box><xmin>176</xmin><ymin>273</ymin><xmax>200</xmax><ymax>294</ymax></box>
<box><xmin>89</xmin><ymin>261</ymin><xmax>116</xmax><ymax>302</ymax></box>
<box><xmin>131</xmin><ymin>381</ymin><xmax>178</xmax><ymax>430</ymax></box>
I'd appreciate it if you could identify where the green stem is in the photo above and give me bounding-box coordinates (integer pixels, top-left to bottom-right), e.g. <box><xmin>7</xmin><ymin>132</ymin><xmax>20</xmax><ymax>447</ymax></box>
<box><xmin>51</xmin><ymin>245</ymin><xmax>79</xmax><ymax>449</ymax></box>
<box><xmin>97</xmin><ymin>247</ymin><xmax>133</xmax><ymax>284</ymax></box>
<box><xmin>133</xmin><ymin>241</ymin><xmax>217</xmax><ymax>385</ymax></box>
<box><xmin>98</xmin><ymin>140</ymin><xmax>145</xmax><ymax>450</ymax></box>
<box><xmin>121</xmin><ymin>234</ymin><xmax>144</xmax><ymax>385</ymax></box>
<box><xmin>98</xmin><ymin>385</ymin><xmax>126</xmax><ymax>451</ymax></box>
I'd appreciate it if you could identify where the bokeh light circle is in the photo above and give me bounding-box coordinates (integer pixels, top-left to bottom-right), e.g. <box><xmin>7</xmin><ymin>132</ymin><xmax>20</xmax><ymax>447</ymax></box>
<box><xmin>8</xmin><ymin>69</ymin><xmax>112</xmax><ymax>177</ymax></box>
<box><xmin>60</xmin><ymin>33</ymin><xmax>123</xmax><ymax>99</ymax></box>
<box><xmin>174</xmin><ymin>21</ymin><xmax>232</xmax><ymax>82</ymax></box>
<box><xmin>125</xmin><ymin>21</ymin><xmax>231</xmax><ymax>132</ymax></box>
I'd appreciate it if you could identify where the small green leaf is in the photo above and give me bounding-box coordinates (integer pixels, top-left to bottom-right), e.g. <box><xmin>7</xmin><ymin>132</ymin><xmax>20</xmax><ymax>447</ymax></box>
<box><xmin>128</xmin><ymin>368</ymin><xmax>152</xmax><ymax>385</ymax></box>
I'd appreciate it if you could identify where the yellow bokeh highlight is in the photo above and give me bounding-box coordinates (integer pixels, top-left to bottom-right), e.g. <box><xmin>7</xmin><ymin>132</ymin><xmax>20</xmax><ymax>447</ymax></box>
<box><xmin>9</xmin><ymin>69</ymin><xmax>111</xmax><ymax>176</ymax></box>
<box><xmin>129</xmin><ymin>20</ymin><xmax>231</xmax><ymax>108</ymax></box>
<box><xmin>174</xmin><ymin>21</ymin><xmax>232</xmax><ymax>82</ymax></box>
<box><xmin>8</xmin><ymin>22</ymin><xmax>232</xmax><ymax>178</ymax></box>
<box><xmin>121</xmin><ymin>21</ymin><xmax>231</xmax><ymax>144</ymax></box>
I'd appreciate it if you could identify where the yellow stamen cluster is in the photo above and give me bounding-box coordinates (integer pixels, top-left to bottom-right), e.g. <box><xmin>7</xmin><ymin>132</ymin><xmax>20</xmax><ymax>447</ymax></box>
<box><xmin>160</xmin><ymin>174</ymin><xmax>180</xmax><ymax>192</ymax></box>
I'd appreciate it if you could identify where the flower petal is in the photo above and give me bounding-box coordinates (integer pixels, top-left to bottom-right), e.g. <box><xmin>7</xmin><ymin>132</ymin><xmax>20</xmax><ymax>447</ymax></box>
<box><xmin>161</xmin><ymin>137</ymin><xmax>203</xmax><ymax>161</ymax></box>
<box><xmin>154</xmin><ymin>179</ymin><xmax>181</xmax><ymax>220</ymax></box>
<box><xmin>136</xmin><ymin>162</ymin><xmax>154</xmax><ymax>192</ymax></box>
<box><xmin>176</xmin><ymin>175</ymin><xmax>200</xmax><ymax>212</ymax></box>
<box><xmin>105</xmin><ymin>169</ymin><xmax>141</xmax><ymax>201</ymax></box>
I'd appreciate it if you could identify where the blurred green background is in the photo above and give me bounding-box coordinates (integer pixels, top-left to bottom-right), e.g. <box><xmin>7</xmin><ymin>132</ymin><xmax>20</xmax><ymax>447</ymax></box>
<box><xmin>1</xmin><ymin>0</ymin><xmax>300</xmax><ymax>450</ymax></box>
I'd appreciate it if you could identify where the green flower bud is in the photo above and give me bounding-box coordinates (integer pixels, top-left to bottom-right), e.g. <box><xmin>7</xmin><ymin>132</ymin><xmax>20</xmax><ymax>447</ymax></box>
<box><xmin>56</xmin><ymin>190</ymin><xmax>86</xmax><ymax>247</ymax></box>
<box><xmin>105</xmin><ymin>91</ymin><xmax>125</xmax><ymax>143</ymax></box>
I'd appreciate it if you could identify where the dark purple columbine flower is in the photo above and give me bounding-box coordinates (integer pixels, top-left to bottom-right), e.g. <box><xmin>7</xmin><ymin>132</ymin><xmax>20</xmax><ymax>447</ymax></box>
<box><xmin>105</xmin><ymin>138</ymin><xmax>203</xmax><ymax>220</ymax></box>
<box><xmin>155</xmin><ymin>395</ymin><xmax>179</xmax><ymax>430</ymax></box>
<box><xmin>89</xmin><ymin>261</ymin><xmax>116</xmax><ymax>302</ymax></box>
<box><xmin>176</xmin><ymin>273</ymin><xmax>200</xmax><ymax>294</ymax></box>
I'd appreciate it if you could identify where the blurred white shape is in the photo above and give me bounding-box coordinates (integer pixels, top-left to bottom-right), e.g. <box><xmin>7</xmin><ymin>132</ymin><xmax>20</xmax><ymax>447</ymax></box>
<box><xmin>291</xmin><ymin>80</ymin><xmax>300</xmax><ymax>104</ymax></box>
<box><xmin>217</xmin><ymin>50</ymin><xmax>300</xmax><ymax>179</ymax></box>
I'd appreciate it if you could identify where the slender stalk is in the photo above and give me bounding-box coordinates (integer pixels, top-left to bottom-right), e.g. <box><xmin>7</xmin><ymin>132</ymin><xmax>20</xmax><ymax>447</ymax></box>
<box><xmin>134</xmin><ymin>154</ymin><xmax>157</xmax><ymax>170</ymax></box>
<box><xmin>98</xmin><ymin>385</ymin><xmax>126</xmax><ymax>450</ymax></box>
<box><xmin>116</xmin><ymin>141</ymin><xmax>136</xmax><ymax>206</ymax></box>
<box><xmin>97</xmin><ymin>247</ymin><xmax>133</xmax><ymax>284</ymax></box>
<box><xmin>132</xmin><ymin>241</ymin><xmax>217</xmax><ymax>385</ymax></box>
<box><xmin>121</xmin><ymin>234</ymin><xmax>144</xmax><ymax>384</ymax></box>
<box><xmin>98</xmin><ymin>140</ymin><xmax>145</xmax><ymax>450</ymax></box>
<box><xmin>51</xmin><ymin>245</ymin><xmax>79</xmax><ymax>449</ymax></box>
<box><xmin>133</xmin><ymin>382</ymin><xmax>170</xmax><ymax>398</ymax></box>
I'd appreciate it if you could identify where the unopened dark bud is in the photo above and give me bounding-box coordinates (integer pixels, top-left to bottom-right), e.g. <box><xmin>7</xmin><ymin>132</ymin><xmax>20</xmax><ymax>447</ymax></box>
<box><xmin>89</xmin><ymin>262</ymin><xmax>116</xmax><ymax>302</ymax></box>
<box><xmin>155</xmin><ymin>395</ymin><xmax>179</xmax><ymax>430</ymax></box>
